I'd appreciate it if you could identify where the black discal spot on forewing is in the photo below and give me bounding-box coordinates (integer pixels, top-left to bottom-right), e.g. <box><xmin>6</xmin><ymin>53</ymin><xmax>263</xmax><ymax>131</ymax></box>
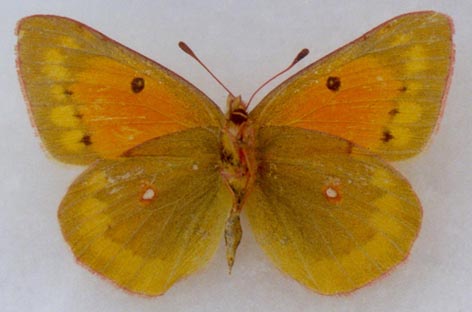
<box><xmin>381</xmin><ymin>130</ymin><xmax>394</xmax><ymax>142</ymax></box>
<box><xmin>326</xmin><ymin>76</ymin><xmax>341</xmax><ymax>91</ymax></box>
<box><xmin>64</xmin><ymin>89</ymin><xmax>73</xmax><ymax>96</ymax></box>
<box><xmin>131</xmin><ymin>77</ymin><xmax>145</xmax><ymax>93</ymax></box>
<box><xmin>398</xmin><ymin>86</ymin><xmax>408</xmax><ymax>92</ymax></box>
<box><xmin>389</xmin><ymin>108</ymin><xmax>399</xmax><ymax>116</ymax></box>
<box><xmin>230</xmin><ymin>108</ymin><xmax>248</xmax><ymax>125</ymax></box>
<box><xmin>80</xmin><ymin>135</ymin><xmax>92</xmax><ymax>146</ymax></box>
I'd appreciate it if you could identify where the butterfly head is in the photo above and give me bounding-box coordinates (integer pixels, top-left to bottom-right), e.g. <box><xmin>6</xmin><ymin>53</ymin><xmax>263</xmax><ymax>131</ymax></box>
<box><xmin>226</xmin><ymin>95</ymin><xmax>249</xmax><ymax>125</ymax></box>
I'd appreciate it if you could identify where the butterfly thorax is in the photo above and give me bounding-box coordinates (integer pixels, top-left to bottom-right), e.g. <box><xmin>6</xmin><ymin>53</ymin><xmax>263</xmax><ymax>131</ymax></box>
<box><xmin>220</xmin><ymin>95</ymin><xmax>256</xmax><ymax>272</ymax></box>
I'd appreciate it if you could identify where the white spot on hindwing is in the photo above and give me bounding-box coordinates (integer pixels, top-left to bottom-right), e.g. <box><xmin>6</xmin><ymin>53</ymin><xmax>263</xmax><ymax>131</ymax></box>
<box><xmin>325</xmin><ymin>187</ymin><xmax>338</xmax><ymax>199</ymax></box>
<box><xmin>323</xmin><ymin>176</ymin><xmax>342</xmax><ymax>204</ymax></box>
<box><xmin>142</xmin><ymin>188</ymin><xmax>155</xmax><ymax>201</ymax></box>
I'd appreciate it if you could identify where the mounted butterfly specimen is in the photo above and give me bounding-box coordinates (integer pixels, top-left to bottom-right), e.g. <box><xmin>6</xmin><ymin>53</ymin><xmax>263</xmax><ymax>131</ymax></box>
<box><xmin>16</xmin><ymin>11</ymin><xmax>453</xmax><ymax>296</ymax></box>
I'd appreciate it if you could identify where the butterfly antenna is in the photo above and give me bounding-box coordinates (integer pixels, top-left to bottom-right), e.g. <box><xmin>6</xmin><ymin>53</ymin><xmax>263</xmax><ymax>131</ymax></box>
<box><xmin>179</xmin><ymin>41</ymin><xmax>235</xmax><ymax>98</ymax></box>
<box><xmin>247</xmin><ymin>48</ymin><xmax>309</xmax><ymax>108</ymax></box>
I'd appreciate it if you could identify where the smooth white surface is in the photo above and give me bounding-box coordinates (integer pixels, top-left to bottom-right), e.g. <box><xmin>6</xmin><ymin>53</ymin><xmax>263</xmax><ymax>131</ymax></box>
<box><xmin>1</xmin><ymin>1</ymin><xmax>471</xmax><ymax>311</ymax></box>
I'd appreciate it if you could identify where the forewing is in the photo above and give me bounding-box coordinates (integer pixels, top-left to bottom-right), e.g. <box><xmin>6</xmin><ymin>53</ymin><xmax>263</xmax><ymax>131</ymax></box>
<box><xmin>59</xmin><ymin>128</ymin><xmax>231</xmax><ymax>295</ymax></box>
<box><xmin>250</xmin><ymin>12</ymin><xmax>453</xmax><ymax>160</ymax></box>
<box><xmin>17</xmin><ymin>15</ymin><xmax>224</xmax><ymax>164</ymax></box>
<box><xmin>246</xmin><ymin>126</ymin><xmax>422</xmax><ymax>294</ymax></box>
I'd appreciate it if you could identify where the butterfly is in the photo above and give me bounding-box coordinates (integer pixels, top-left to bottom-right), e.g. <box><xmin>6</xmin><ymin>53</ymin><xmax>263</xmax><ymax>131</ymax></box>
<box><xmin>16</xmin><ymin>11</ymin><xmax>453</xmax><ymax>296</ymax></box>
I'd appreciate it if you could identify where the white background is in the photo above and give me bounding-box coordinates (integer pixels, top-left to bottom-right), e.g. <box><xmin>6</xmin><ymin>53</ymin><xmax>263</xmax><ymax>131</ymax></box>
<box><xmin>1</xmin><ymin>1</ymin><xmax>471</xmax><ymax>311</ymax></box>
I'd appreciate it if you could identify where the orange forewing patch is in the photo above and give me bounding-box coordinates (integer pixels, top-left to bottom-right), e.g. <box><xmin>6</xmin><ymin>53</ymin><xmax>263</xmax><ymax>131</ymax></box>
<box><xmin>250</xmin><ymin>12</ymin><xmax>453</xmax><ymax>160</ymax></box>
<box><xmin>16</xmin><ymin>15</ymin><xmax>223</xmax><ymax>164</ymax></box>
<box><xmin>71</xmin><ymin>57</ymin><xmax>206</xmax><ymax>158</ymax></box>
<box><xmin>283</xmin><ymin>56</ymin><xmax>402</xmax><ymax>149</ymax></box>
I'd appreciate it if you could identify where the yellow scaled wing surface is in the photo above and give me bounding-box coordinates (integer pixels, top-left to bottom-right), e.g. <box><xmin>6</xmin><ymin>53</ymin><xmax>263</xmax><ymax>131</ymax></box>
<box><xmin>59</xmin><ymin>128</ymin><xmax>231</xmax><ymax>295</ymax></box>
<box><xmin>246</xmin><ymin>126</ymin><xmax>421</xmax><ymax>294</ymax></box>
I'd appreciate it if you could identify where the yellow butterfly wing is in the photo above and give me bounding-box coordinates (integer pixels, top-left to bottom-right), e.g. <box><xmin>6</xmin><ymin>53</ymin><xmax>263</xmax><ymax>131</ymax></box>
<box><xmin>250</xmin><ymin>11</ymin><xmax>453</xmax><ymax>160</ymax></box>
<box><xmin>59</xmin><ymin>128</ymin><xmax>231</xmax><ymax>295</ymax></box>
<box><xmin>17</xmin><ymin>15</ymin><xmax>224</xmax><ymax>165</ymax></box>
<box><xmin>246</xmin><ymin>126</ymin><xmax>421</xmax><ymax>294</ymax></box>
